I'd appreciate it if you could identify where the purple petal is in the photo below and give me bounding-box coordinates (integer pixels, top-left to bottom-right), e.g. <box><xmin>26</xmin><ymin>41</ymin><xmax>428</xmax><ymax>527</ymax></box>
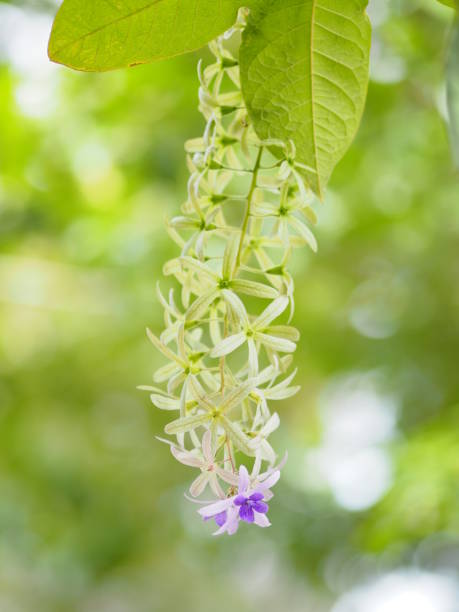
<box><xmin>239</xmin><ymin>504</ymin><xmax>255</xmax><ymax>523</ymax></box>
<box><xmin>234</xmin><ymin>495</ymin><xmax>246</xmax><ymax>506</ymax></box>
<box><xmin>238</xmin><ymin>465</ymin><xmax>250</xmax><ymax>493</ymax></box>
<box><xmin>214</xmin><ymin>511</ymin><xmax>227</xmax><ymax>527</ymax></box>
<box><xmin>252</xmin><ymin>501</ymin><xmax>269</xmax><ymax>514</ymax></box>
<box><xmin>249</xmin><ymin>492</ymin><xmax>264</xmax><ymax>502</ymax></box>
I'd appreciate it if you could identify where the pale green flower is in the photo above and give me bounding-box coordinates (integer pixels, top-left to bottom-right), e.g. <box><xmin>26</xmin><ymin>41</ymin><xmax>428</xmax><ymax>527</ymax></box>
<box><xmin>171</xmin><ymin>430</ymin><xmax>238</xmax><ymax>498</ymax></box>
<box><xmin>252</xmin><ymin>186</ymin><xmax>318</xmax><ymax>252</ymax></box>
<box><xmin>210</xmin><ymin>295</ymin><xmax>298</xmax><ymax>376</ymax></box>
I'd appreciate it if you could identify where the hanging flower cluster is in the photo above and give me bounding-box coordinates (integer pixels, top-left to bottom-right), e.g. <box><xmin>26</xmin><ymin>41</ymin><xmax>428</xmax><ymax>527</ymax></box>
<box><xmin>141</xmin><ymin>11</ymin><xmax>317</xmax><ymax>536</ymax></box>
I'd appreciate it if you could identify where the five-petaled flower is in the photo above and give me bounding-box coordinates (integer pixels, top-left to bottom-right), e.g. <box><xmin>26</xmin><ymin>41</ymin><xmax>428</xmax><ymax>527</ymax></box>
<box><xmin>171</xmin><ymin>430</ymin><xmax>238</xmax><ymax>497</ymax></box>
<box><xmin>198</xmin><ymin>464</ymin><xmax>280</xmax><ymax>536</ymax></box>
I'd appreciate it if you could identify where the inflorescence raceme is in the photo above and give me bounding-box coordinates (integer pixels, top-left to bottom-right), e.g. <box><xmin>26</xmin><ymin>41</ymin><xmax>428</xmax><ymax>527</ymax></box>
<box><xmin>140</xmin><ymin>11</ymin><xmax>318</xmax><ymax>536</ymax></box>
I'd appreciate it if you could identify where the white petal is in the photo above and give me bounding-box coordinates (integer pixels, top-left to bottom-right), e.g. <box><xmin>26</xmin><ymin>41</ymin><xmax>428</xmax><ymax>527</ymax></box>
<box><xmin>219</xmin><ymin>380</ymin><xmax>254</xmax><ymax>414</ymax></box>
<box><xmin>238</xmin><ymin>465</ymin><xmax>250</xmax><ymax>493</ymax></box>
<box><xmin>251</xmin><ymin>201</ymin><xmax>278</xmax><ymax>217</ymax></box>
<box><xmin>212</xmin><ymin>506</ymin><xmax>239</xmax><ymax>536</ymax></box>
<box><xmin>265</xmin><ymin>324</ymin><xmax>300</xmax><ymax>342</ymax></box>
<box><xmin>185</xmin><ymin>137</ymin><xmax>206</xmax><ymax>154</ymax></box>
<box><xmin>215</xmin><ymin>467</ymin><xmax>239</xmax><ymax>486</ymax></box>
<box><xmin>147</xmin><ymin>328</ymin><xmax>183</xmax><ymax>365</ymax></box>
<box><xmin>224</xmin><ymin>507</ymin><xmax>241</xmax><ymax>535</ymax></box>
<box><xmin>292</xmin><ymin>168</ymin><xmax>311</xmax><ymax>204</ymax></box>
<box><xmin>254</xmin><ymin>513</ymin><xmax>271</xmax><ymax>528</ymax></box>
<box><xmin>254</xmin><ymin>296</ymin><xmax>289</xmax><ymax>330</ymax></box>
<box><xmin>179</xmin><ymin>378</ymin><xmax>189</xmax><ymax>419</ymax></box>
<box><xmin>198</xmin><ymin>498</ymin><xmax>234</xmax><ymax>518</ymax></box>
<box><xmin>185</xmin><ymin>289</ymin><xmax>219</xmax><ymax>321</ymax></box>
<box><xmin>276</xmin><ymin>451</ymin><xmax>289</xmax><ymax>471</ymax></box>
<box><xmin>259</xmin><ymin>439</ymin><xmax>277</xmax><ymax>465</ymax></box>
<box><xmin>190</xmin><ymin>429</ymin><xmax>201</xmax><ymax>449</ymax></box>
<box><xmin>177</xmin><ymin>324</ymin><xmax>187</xmax><ymax>361</ymax></box>
<box><xmin>263</xmin><ymin>369</ymin><xmax>300</xmax><ymax>399</ymax></box>
<box><xmin>288</xmin><ymin>215</ymin><xmax>318</xmax><ymax>253</ymax></box>
<box><xmin>251</xmin><ymin>452</ymin><xmax>262</xmax><ymax>478</ymax></box>
<box><xmin>165</xmin><ymin>413</ymin><xmax>211</xmax><ymax>435</ymax></box>
<box><xmin>221</xmin><ymin>289</ymin><xmax>249</xmax><ymax>326</ymax></box>
<box><xmin>258</xmin><ymin>470</ymin><xmax>280</xmax><ymax>490</ymax></box>
<box><xmin>169</xmin><ymin>216</ymin><xmax>200</xmax><ymax>230</ymax></box>
<box><xmin>232</xmin><ymin>279</ymin><xmax>278</xmax><ymax>300</ymax></box>
<box><xmin>181</xmin><ymin>256</ymin><xmax>217</xmax><ymax>281</ymax></box>
<box><xmin>254</xmin><ymin>363</ymin><xmax>279</xmax><ymax>386</ymax></box>
<box><xmin>150</xmin><ymin>394</ymin><xmax>180</xmax><ymax>410</ymax></box>
<box><xmin>137</xmin><ymin>384</ymin><xmax>163</xmax><ymax>392</ymax></box>
<box><xmin>171</xmin><ymin>446</ymin><xmax>203</xmax><ymax>468</ymax></box>
<box><xmin>199</xmin><ymin>369</ymin><xmax>220</xmax><ymax>392</ymax></box>
<box><xmin>265</xmin><ymin>385</ymin><xmax>300</xmax><ymax>400</ymax></box>
<box><xmin>258</xmin><ymin>333</ymin><xmax>296</xmax><ymax>353</ymax></box>
<box><xmin>156</xmin><ymin>283</ymin><xmax>180</xmax><ymax>318</ymax></box>
<box><xmin>222</xmin><ymin>232</ymin><xmax>240</xmax><ymax>280</ymax></box>
<box><xmin>209</xmin><ymin>307</ymin><xmax>223</xmax><ymax>345</ymax></box>
<box><xmin>210</xmin><ymin>332</ymin><xmax>246</xmax><ymax>358</ymax></box>
<box><xmin>278</xmin><ymin>160</ymin><xmax>291</xmax><ymax>180</ymax></box>
<box><xmin>154</xmin><ymin>362</ymin><xmax>181</xmax><ymax>383</ymax></box>
<box><xmin>167</xmin><ymin>371</ymin><xmax>186</xmax><ymax>394</ymax></box>
<box><xmin>189</xmin><ymin>376</ymin><xmax>214</xmax><ymax>410</ymax></box>
<box><xmin>279</xmin><ymin>218</ymin><xmax>289</xmax><ymax>247</ymax></box>
<box><xmin>248</xmin><ymin>338</ymin><xmax>259</xmax><ymax>378</ymax></box>
<box><xmin>190</xmin><ymin>473</ymin><xmax>209</xmax><ymax>497</ymax></box>
<box><xmin>260</xmin><ymin>412</ymin><xmax>280</xmax><ymax>437</ymax></box>
<box><xmin>208</xmin><ymin>472</ymin><xmax>226</xmax><ymax>499</ymax></box>
<box><xmin>195</xmin><ymin>231</ymin><xmax>206</xmax><ymax>260</ymax></box>
<box><xmin>220</xmin><ymin>417</ymin><xmax>253</xmax><ymax>455</ymax></box>
<box><xmin>202</xmin><ymin>430</ymin><xmax>213</xmax><ymax>463</ymax></box>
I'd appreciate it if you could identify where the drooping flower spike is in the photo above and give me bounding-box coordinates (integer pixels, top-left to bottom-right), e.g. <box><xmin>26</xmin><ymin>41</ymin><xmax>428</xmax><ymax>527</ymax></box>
<box><xmin>141</xmin><ymin>9</ymin><xmax>316</xmax><ymax>535</ymax></box>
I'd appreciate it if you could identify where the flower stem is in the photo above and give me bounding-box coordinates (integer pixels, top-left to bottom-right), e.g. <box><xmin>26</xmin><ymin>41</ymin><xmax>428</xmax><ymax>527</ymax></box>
<box><xmin>221</xmin><ymin>147</ymin><xmax>264</xmax><ymax>393</ymax></box>
<box><xmin>235</xmin><ymin>146</ymin><xmax>264</xmax><ymax>271</ymax></box>
<box><xmin>219</xmin><ymin>313</ymin><xmax>228</xmax><ymax>392</ymax></box>
<box><xmin>226</xmin><ymin>437</ymin><xmax>236</xmax><ymax>474</ymax></box>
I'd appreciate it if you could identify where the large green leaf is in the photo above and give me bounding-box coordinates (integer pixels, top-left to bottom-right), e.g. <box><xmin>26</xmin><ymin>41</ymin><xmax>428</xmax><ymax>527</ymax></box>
<box><xmin>240</xmin><ymin>0</ymin><xmax>371</xmax><ymax>197</ymax></box>
<box><xmin>48</xmin><ymin>0</ymin><xmax>250</xmax><ymax>72</ymax></box>
<box><xmin>446</xmin><ymin>20</ymin><xmax>459</xmax><ymax>167</ymax></box>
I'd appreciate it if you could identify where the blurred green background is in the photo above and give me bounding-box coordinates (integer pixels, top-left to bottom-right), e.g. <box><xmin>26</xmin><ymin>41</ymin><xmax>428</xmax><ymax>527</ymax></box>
<box><xmin>1</xmin><ymin>1</ymin><xmax>459</xmax><ymax>610</ymax></box>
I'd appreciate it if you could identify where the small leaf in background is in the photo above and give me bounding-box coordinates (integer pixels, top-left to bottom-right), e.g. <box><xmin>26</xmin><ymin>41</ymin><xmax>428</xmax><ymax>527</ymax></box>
<box><xmin>446</xmin><ymin>20</ymin><xmax>459</xmax><ymax>167</ymax></box>
<box><xmin>48</xmin><ymin>0</ymin><xmax>249</xmax><ymax>71</ymax></box>
<box><xmin>240</xmin><ymin>0</ymin><xmax>371</xmax><ymax>198</ymax></box>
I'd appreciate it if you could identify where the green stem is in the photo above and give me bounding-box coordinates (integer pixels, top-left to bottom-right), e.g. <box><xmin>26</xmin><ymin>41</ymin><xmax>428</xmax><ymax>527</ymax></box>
<box><xmin>235</xmin><ymin>146</ymin><xmax>264</xmax><ymax>271</ymax></box>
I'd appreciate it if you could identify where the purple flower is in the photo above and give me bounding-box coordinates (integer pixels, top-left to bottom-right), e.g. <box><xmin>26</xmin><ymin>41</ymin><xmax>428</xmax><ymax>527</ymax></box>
<box><xmin>234</xmin><ymin>491</ymin><xmax>269</xmax><ymax>523</ymax></box>
<box><xmin>198</xmin><ymin>463</ymin><xmax>280</xmax><ymax>535</ymax></box>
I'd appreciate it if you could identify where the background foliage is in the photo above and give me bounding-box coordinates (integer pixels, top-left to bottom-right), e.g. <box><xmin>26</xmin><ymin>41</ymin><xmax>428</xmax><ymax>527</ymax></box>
<box><xmin>0</xmin><ymin>1</ymin><xmax>458</xmax><ymax>610</ymax></box>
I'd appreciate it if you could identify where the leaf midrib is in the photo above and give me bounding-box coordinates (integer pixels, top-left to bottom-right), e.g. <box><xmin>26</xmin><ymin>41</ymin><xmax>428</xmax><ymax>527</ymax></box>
<box><xmin>309</xmin><ymin>0</ymin><xmax>322</xmax><ymax>198</ymax></box>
